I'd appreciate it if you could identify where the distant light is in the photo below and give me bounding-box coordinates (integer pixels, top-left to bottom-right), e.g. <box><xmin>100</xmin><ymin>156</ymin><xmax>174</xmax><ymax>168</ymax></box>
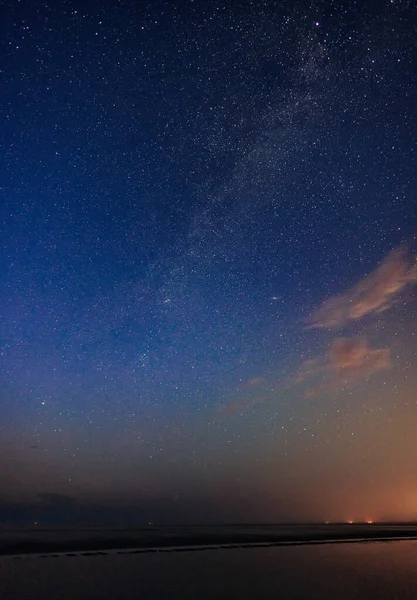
<box><xmin>366</xmin><ymin>520</ymin><xmax>374</xmax><ymax>524</ymax></box>
<box><xmin>33</xmin><ymin>522</ymin><xmax>38</xmax><ymax>526</ymax></box>
<box><xmin>347</xmin><ymin>520</ymin><xmax>354</xmax><ymax>524</ymax></box>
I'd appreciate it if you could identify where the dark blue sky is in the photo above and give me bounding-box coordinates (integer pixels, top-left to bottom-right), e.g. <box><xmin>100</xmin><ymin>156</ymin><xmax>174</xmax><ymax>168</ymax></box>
<box><xmin>1</xmin><ymin>0</ymin><xmax>416</xmax><ymax>525</ymax></box>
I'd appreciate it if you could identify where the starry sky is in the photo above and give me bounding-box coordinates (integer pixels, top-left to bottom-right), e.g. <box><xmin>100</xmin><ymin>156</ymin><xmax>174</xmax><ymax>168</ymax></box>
<box><xmin>1</xmin><ymin>0</ymin><xmax>416</xmax><ymax>525</ymax></box>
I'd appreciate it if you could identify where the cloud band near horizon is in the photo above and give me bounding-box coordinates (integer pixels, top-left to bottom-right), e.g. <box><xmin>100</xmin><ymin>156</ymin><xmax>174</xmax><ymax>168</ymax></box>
<box><xmin>308</xmin><ymin>245</ymin><xmax>417</xmax><ymax>329</ymax></box>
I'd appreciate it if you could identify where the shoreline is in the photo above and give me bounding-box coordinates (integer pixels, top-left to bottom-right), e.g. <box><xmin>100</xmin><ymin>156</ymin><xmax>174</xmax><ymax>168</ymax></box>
<box><xmin>3</xmin><ymin>524</ymin><xmax>417</xmax><ymax>557</ymax></box>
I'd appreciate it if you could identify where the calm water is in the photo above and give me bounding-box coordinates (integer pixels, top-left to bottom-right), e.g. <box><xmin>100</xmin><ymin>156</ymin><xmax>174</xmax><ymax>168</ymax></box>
<box><xmin>2</xmin><ymin>540</ymin><xmax>417</xmax><ymax>599</ymax></box>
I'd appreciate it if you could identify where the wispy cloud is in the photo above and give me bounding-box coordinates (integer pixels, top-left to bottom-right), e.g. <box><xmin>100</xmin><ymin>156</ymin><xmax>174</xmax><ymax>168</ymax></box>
<box><xmin>222</xmin><ymin>395</ymin><xmax>270</xmax><ymax>415</ymax></box>
<box><xmin>241</xmin><ymin>376</ymin><xmax>267</xmax><ymax>389</ymax></box>
<box><xmin>308</xmin><ymin>246</ymin><xmax>417</xmax><ymax>328</ymax></box>
<box><xmin>328</xmin><ymin>337</ymin><xmax>390</xmax><ymax>382</ymax></box>
<box><xmin>297</xmin><ymin>337</ymin><xmax>391</xmax><ymax>397</ymax></box>
<box><xmin>222</xmin><ymin>378</ymin><xmax>273</xmax><ymax>415</ymax></box>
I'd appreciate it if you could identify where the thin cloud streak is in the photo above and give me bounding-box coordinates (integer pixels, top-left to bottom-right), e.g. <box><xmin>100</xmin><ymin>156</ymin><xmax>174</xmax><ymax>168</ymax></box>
<box><xmin>297</xmin><ymin>337</ymin><xmax>391</xmax><ymax>397</ymax></box>
<box><xmin>308</xmin><ymin>246</ymin><xmax>417</xmax><ymax>328</ymax></box>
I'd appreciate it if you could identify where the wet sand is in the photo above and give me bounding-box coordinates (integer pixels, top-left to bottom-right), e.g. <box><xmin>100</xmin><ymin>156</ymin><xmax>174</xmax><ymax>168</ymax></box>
<box><xmin>2</xmin><ymin>537</ymin><xmax>417</xmax><ymax>599</ymax></box>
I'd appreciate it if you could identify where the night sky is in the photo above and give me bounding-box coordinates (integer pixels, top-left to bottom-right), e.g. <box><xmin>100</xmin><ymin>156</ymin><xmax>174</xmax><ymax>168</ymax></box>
<box><xmin>1</xmin><ymin>0</ymin><xmax>416</xmax><ymax>526</ymax></box>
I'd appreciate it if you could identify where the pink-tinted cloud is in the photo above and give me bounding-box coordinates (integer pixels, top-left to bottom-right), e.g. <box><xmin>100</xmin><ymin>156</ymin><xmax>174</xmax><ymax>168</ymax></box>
<box><xmin>308</xmin><ymin>246</ymin><xmax>417</xmax><ymax>328</ymax></box>
<box><xmin>295</xmin><ymin>358</ymin><xmax>323</xmax><ymax>383</ymax></box>
<box><xmin>297</xmin><ymin>337</ymin><xmax>391</xmax><ymax>396</ymax></box>
<box><xmin>328</xmin><ymin>337</ymin><xmax>390</xmax><ymax>382</ymax></box>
